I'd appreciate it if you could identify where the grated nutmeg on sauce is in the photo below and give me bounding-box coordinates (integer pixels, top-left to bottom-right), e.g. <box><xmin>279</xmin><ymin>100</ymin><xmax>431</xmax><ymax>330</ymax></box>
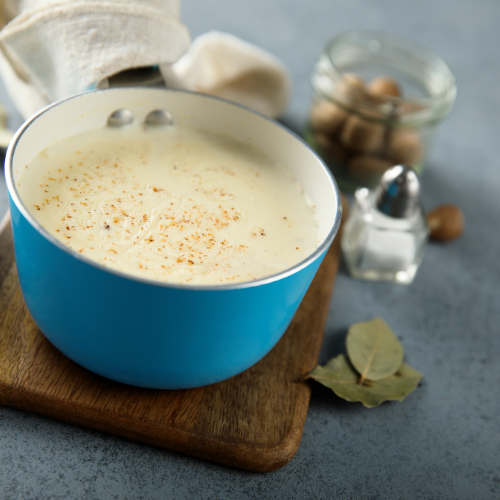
<box><xmin>18</xmin><ymin>124</ymin><xmax>320</xmax><ymax>285</ymax></box>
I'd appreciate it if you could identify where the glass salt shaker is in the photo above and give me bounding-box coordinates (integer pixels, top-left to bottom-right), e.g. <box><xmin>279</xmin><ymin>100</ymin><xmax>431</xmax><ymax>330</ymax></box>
<box><xmin>341</xmin><ymin>165</ymin><xmax>429</xmax><ymax>284</ymax></box>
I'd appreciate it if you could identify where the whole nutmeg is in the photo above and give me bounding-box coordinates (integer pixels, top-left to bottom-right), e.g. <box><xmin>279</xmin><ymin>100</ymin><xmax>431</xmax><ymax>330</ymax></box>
<box><xmin>348</xmin><ymin>155</ymin><xmax>393</xmax><ymax>180</ymax></box>
<box><xmin>387</xmin><ymin>129</ymin><xmax>423</xmax><ymax>165</ymax></box>
<box><xmin>314</xmin><ymin>133</ymin><xmax>348</xmax><ymax>164</ymax></box>
<box><xmin>344</xmin><ymin>73</ymin><xmax>365</xmax><ymax>88</ymax></box>
<box><xmin>309</xmin><ymin>101</ymin><xmax>348</xmax><ymax>136</ymax></box>
<box><xmin>340</xmin><ymin>114</ymin><xmax>385</xmax><ymax>154</ymax></box>
<box><xmin>337</xmin><ymin>73</ymin><xmax>364</xmax><ymax>93</ymax></box>
<box><xmin>368</xmin><ymin>76</ymin><xmax>402</xmax><ymax>98</ymax></box>
<box><xmin>426</xmin><ymin>204</ymin><xmax>464</xmax><ymax>242</ymax></box>
<box><xmin>335</xmin><ymin>73</ymin><xmax>366</xmax><ymax>105</ymax></box>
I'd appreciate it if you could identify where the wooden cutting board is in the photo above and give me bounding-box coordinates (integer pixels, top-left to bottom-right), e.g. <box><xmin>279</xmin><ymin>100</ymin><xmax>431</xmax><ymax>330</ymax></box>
<box><xmin>0</xmin><ymin>212</ymin><xmax>341</xmax><ymax>472</ymax></box>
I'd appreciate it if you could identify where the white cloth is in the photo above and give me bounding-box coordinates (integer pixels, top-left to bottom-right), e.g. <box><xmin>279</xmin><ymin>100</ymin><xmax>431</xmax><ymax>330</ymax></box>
<box><xmin>0</xmin><ymin>0</ymin><xmax>189</xmax><ymax>118</ymax></box>
<box><xmin>0</xmin><ymin>1</ymin><xmax>291</xmax><ymax>121</ymax></box>
<box><xmin>162</xmin><ymin>31</ymin><xmax>290</xmax><ymax>119</ymax></box>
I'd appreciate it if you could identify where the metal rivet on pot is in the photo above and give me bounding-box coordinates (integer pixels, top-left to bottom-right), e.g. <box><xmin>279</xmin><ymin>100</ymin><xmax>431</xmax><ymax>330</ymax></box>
<box><xmin>107</xmin><ymin>109</ymin><xmax>134</xmax><ymax>127</ymax></box>
<box><xmin>145</xmin><ymin>109</ymin><xmax>174</xmax><ymax>126</ymax></box>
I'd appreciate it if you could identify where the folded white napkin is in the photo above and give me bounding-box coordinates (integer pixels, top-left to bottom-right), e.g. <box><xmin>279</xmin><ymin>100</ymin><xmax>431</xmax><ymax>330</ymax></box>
<box><xmin>161</xmin><ymin>31</ymin><xmax>290</xmax><ymax>119</ymax></box>
<box><xmin>0</xmin><ymin>1</ymin><xmax>291</xmax><ymax>120</ymax></box>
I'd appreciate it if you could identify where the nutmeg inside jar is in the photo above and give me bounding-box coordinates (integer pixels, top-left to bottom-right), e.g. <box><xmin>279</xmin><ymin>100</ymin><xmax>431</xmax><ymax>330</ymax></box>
<box><xmin>306</xmin><ymin>30</ymin><xmax>456</xmax><ymax>192</ymax></box>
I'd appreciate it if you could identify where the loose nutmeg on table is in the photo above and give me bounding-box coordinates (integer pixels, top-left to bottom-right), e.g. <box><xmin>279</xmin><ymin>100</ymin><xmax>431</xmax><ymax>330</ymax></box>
<box><xmin>426</xmin><ymin>204</ymin><xmax>465</xmax><ymax>242</ymax></box>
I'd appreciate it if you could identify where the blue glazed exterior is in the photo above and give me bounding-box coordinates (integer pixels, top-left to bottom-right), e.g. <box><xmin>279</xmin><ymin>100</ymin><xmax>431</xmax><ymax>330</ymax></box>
<box><xmin>6</xmin><ymin>88</ymin><xmax>341</xmax><ymax>389</ymax></box>
<box><xmin>9</xmin><ymin>195</ymin><xmax>328</xmax><ymax>389</ymax></box>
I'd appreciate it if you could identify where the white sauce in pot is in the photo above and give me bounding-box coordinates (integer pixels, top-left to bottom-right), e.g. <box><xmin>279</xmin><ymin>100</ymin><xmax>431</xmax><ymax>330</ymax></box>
<box><xmin>18</xmin><ymin>124</ymin><xmax>320</xmax><ymax>285</ymax></box>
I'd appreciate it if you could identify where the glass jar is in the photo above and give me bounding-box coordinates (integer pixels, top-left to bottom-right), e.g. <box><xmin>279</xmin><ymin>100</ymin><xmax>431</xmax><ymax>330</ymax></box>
<box><xmin>305</xmin><ymin>30</ymin><xmax>456</xmax><ymax>192</ymax></box>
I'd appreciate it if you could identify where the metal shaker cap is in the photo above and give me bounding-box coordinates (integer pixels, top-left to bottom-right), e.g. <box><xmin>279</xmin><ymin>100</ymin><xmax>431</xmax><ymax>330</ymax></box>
<box><xmin>375</xmin><ymin>165</ymin><xmax>421</xmax><ymax>218</ymax></box>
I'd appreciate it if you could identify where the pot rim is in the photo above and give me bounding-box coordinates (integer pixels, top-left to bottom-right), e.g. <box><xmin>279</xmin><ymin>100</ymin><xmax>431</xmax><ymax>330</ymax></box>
<box><xmin>6</xmin><ymin>87</ymin><xmax>342</xmax><ymax>291</ymax></box>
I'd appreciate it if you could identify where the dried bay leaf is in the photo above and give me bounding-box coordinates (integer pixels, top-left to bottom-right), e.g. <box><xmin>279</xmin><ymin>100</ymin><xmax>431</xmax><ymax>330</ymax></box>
<box><xmin>346</xmin><ymin>317</ymin><xmax>404</xmax><ymax>383</ymax></box>
<box><xmin>308</xmin><ymin>354</ymin><xmax>423</xmax><ymax>408</ymax></box>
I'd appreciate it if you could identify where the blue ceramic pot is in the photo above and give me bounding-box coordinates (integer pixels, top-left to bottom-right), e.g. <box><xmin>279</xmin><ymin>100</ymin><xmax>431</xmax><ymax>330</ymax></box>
<box><xmin>5</xmin><ymin>88</ymin><xmax>342</xmax><ymax>389</ymax></box>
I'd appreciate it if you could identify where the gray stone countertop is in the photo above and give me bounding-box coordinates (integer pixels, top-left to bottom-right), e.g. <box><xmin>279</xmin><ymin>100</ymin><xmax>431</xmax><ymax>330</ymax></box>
<box><xmin>1</xmin><ymin>1</ymin><xmax>499</xmax><ymax>499</ymax></box>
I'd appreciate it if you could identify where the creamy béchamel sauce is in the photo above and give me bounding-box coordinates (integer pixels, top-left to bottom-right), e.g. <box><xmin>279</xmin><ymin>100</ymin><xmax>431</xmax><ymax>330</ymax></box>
<box><xmin>18</xmin><ymin>124</ymin><xmax>319</xmax><ymax>285</ymax></box>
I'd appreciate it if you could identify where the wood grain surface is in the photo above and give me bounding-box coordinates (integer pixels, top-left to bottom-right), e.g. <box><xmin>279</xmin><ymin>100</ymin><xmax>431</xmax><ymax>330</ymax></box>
<box><xmin>0</xmin><ymin>212</ymin><xmax>341</xmax><ymax>472</ymax></box>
